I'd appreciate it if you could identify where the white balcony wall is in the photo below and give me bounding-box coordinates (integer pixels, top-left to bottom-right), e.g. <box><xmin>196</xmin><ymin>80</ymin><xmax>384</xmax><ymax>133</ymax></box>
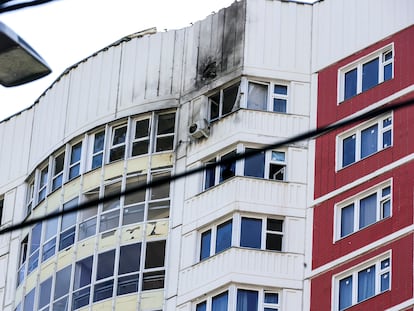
<box><xmin>187</xmin><ymin>109</ymin><xmax>310</xmax><ymax>166</ymax></box>
<box><xmin>183</xmin><ymin>177</ymin><xmax>306</xmax><ymax>234</ymax></box>
<box><xmin>244</xmin><ymin>0</ymin><xmax>312</xmax><ymax>80</ymax></box>
<box><xmin>312</xmin><ymin>0</ymin><xmax>414</xmax><ymax>72</ymax></box>
<box><xmin>177</xmin><ymin>247</ymin><xmax>304</xmax><ymax>304</ymax></box>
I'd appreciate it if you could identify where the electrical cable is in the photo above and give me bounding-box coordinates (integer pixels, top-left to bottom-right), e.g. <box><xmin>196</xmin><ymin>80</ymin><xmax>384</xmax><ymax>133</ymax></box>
<box><xmin>0</xmin><ymin>0</ymin><xmax>59</xmax><ymax>13</ymax></box>
<box><xmin>0</xmin><ymin>97</ymin><xmax>413</xmax><ymax>236</ymax></box>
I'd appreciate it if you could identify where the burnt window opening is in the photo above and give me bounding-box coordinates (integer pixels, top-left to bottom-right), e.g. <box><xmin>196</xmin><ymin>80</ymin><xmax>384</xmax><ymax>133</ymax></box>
<box><xmin>209</xmin><ymin>82</ymin><xmax>241</xmax><ymax>121</ymax></box>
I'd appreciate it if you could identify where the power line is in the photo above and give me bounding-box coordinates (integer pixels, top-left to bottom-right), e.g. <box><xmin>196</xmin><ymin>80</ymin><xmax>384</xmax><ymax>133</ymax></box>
<box><xmin>0</xmin><ymin>98</ymin><xmax>412</xmax><ymax>235</ymax></box>
<box><xmin>0</xmin><ymin>0</ymin><xmax>59</xmax><ymax>13</ymax></box>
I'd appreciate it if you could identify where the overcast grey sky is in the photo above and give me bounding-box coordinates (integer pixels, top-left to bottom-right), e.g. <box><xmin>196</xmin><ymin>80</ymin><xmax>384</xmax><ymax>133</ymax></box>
<box><xmin>0</xmin><ymin>0</ymin><xmax>236</xmax><ymax>120</ymax></box>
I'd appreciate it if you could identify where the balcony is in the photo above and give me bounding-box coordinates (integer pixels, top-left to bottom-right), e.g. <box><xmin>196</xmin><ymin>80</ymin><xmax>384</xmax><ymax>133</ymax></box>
<box><xmin>183</xmin><ymin>177</ymin><xmax>306</xmax><ymax>232</ymax></box>
<box><xmin>187</xmin><ymin>109</ymin><xmax>309</xmax><ymax>163</ymax></box>
<box><xmin>177</xmin><ymin>247</ymin><xmax>304</xmax><ymax>304</ymax></box>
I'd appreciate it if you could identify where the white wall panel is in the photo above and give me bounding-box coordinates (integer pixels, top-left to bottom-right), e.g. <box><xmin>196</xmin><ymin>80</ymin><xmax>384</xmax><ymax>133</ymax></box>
<box><xmin>312</xmin><ymin>0</ymin><xmax>414</xmax><ymax>71</ymax></box>
<box><xmin>183</xmin><ymin>177</ymin><xmax>306</xmax><ymax>234</ymax></box>
<box><xmin>177</xmin><ymin>247</ymin><xmax>304</xmax><ymax>304</ymax></box>
<box><xmin>244</xmin><ymin>0</ymin><xmax>312</xmax><ymax>75</ymax></box>
<box><xmin>0</xmin><ymin>112</ymin><xmax>32</xmax><ymax>188</ymax></box>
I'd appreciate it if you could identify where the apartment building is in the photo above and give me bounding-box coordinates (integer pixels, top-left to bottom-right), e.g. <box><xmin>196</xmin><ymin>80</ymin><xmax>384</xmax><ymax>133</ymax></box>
<box><xmin>0</xmin><ymin>1</ymin><xmax>413</xmax><ymax>311</ymax></box>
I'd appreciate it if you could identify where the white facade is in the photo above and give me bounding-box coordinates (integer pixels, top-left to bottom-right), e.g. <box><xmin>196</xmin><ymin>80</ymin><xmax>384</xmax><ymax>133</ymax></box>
<box><xmin>0</xmin><ymin>1</ymin><xmax>413</xmax><ymax>311</ymax></box>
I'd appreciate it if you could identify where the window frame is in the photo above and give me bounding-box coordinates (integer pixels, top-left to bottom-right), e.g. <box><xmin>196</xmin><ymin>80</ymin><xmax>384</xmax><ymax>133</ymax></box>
<box><xmin>338</xmin><ymin>44</ymin><xmax>394</xmax><ymax>103</ymax></box>
<box><xmin>194</xmin><ymin>286</ymin><xmax>281</xmax><ymax>311</ymax></box>
<box><xmin>240</xmin><ymin>216</ymin><xmax>284</xmax><ymax>252</ymax></box>
<box><xmin>108</xmin><ymin>122</ymin><xmax>128</xmax><ymax>163</ymax></box>
<box><xmin>203</xmin><ymin>145</ymin><xmax>287</xmax><ymax>191</ymax></box>
<box><xmin>208</xmin><ymin>81</ymin><xmax>241</xmax><ymax>121</ymax></box>
<box><xmin>199</xmin><ymin>218</ymin><xmax>234</xmax><ymax>261</ymax></box>
<box><xmin>337</xmin><ymin>113</ymin><xmax>393</xmax><ymax>170</ymax></box>
<box><xmin>333</xmin><ymin>252</ymin><xmax>391</xmax><ymax>310</ymax></box>
<box><xmin>246</xmin><ymin>79</ymin><xmax>289</xmax><ymax>114</ymax></box>
<box><xmin>335</xmin><ymin>180</ymin><xmax>392</xmax><ymax>241</ymax></box>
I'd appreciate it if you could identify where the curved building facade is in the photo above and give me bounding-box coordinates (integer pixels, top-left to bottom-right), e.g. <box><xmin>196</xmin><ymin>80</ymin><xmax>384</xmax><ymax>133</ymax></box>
<box><xmin>1</xmin><ymin>1</ymin><xmax>414</xmax><ymax>311</ymax></box>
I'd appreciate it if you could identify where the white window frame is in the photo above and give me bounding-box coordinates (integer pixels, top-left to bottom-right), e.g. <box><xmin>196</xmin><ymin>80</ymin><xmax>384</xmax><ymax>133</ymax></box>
<box><xmin>130</xmin><ymin>115</ymin><xmax>151</xmax><ymax>157</ymax></box>
<box><xmin>246</xmin><ymin>79</ymin><xmax>289</xmax><ymax>113</ymax></box>
<box><xmin>333</xmin><ymin>252</ymin><xmax>391</xmax><ymax>311</ymax></box>
<box><xmin>203</xmin><ymin>145</ymin><xmax>287</xmax><ymax>191</ymax></box>
<box><xmin>337</xmin><ymin>113</ymin><xmax>393</xmax><ymax>170</ymax></box>
<box><xmin>334</xmin><ymin>180</ymin><xmax>392</xmax><ymax>241</ymax></box>
<box><xmin>153</xmin><ymin>112</ymin><xmax>176</xmax><ymax>153</ymax></box>
<box><xmin>194</xmin><ymin>286</ymin><xmax>281</xmax><ymax>311</ymax></box>
<box><xmin>68</xmin><ymin>140</ymin><xmax>83</xmax><ymax>181</ymax></box>
<box><xmin>239</xmin><ymin>216</ymin><xmax>284</xmax><ymax>252</ymax></box>
<box><xmin>199</xmin><ymin>218</ymin><xmax>234</xmax><ymax>261</ymax></box>
<box><xmin>37</xmin><ymin>164</ymin><xmax>49</xmax><ymax>204</ymax></box>
<box><xmin>208</xmin><ymin>81</ymin><xmax>241</xmax><ymax>121</ymax></box>
<box><xmin>108</xmin><ymin>122</ymin><xmax>129</xmax><ymax>163</ymax></box>
<box><xmin>338</xmin><ymin>44</ymin><xmax>394</xmax><ymax>103</ymax></box>
<box><xmin>88</xmin><ymin>128</ymin><xmax>107</xmax><ymax>170</ymax></box>
<box><xmin>51</xmin><ymin>150</ymin><xmax>65</xmax><ymax>192</ymax></box>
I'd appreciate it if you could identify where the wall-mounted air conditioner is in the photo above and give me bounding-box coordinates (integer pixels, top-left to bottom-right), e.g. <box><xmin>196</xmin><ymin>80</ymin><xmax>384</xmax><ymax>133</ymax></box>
<box><xmin>188</xmin><ymin>119</ymin><xmax>210</xmax><ymax>139</ymax></box>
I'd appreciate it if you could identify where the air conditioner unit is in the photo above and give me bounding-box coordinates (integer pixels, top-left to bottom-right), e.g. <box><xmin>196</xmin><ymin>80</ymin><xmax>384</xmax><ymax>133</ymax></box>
<box><xmin>188</xmin><ymin>119</ymin><xmax>210</xmax><ymax>139</ymax></box>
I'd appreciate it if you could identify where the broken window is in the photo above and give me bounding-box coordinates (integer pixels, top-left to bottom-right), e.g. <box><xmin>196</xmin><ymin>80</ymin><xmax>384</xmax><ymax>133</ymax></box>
<box><xmin>247</xmin><ymin>82</ymin><xmax>268</xmax><ymax>110</ymax></box>
<box><xmin>209</xmin><ymin>82</ymin><xmax>241</xmax><ymax>121</ymax></box>
<box><xmin>247</xmin><ymin>80</ymin><xmax>288</xmax><ymax>113</ymax></box>
<box><xmin>269</xmin><ymin>151</ymin><xmax>286</xmax><ymax>181</ymax></box>
<box><xmin>17</xmin><ymin>236</ymin><xmax>28</xmax><ymax>286</ymax></box>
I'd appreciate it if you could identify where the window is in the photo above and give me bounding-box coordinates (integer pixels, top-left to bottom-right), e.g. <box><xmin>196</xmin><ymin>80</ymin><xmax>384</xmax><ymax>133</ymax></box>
<box><xmin>94</xmin><ymin>250</ymin><xmax>115</xmax><ymax>302</ymax></box>
<box><xmin>209</xmin><ymin>82</ymin><xmax>241</xmax><ymax>121</ymax></box>
<box><xmin>27</xmin><ymin>223</ymin><xmax>42</xmax><ymax>274</ymax></box>
<box><xmin>339</xmin><ymin>114</ymin><xmax>392</xmax><ymax>168</ymax></box>
<box><xmin>339</xmin><ymin>46</ymin><xmax>393</xmax><ymax>101</ymax></box>
<box><xmin>247</xmin><ymin>81</ymin><xmax>288</xmax><ymax>113</ymax></box>
<box><xmin>196</xmin><ymin>288</ymin><xmax>280</xmax><ymax>311</ymax></box>
<box><xmin>200</xmin><ymin>219</ymin><xmax>232</xmax><ymax>260</ymax></box>
<box><xmin>23</xmin><ymin>288</ymin><xmax>35</xmax><ymax>311</ymax></box>
<box><xmin>100</xmin><ymin>181</ymin><xmax>121</xmax><ymax>232</ymax></box>
<box><xmin>336</xmin><ymin>255</ymin><xmax>390</xmax><ymax>310</ymax></box>
<box><xmin>200</xmin><ymin>215</ymin><xmax>284</xmax><ymax>261</ymax></box>
<box><xmin>154</xmin><ymin>113</ymin><xmax>175</xmax><ymax>152</ymax></box>
<box><xmin>240</xmin><ymin>217</ymin><xmax>283</xmax><ymax>251</ymax></box>
<box><xmin>59</xmin><ymin>198</ymin><xmax>78</xmax><ymax>251</ymax></box>
<box><xmin>91</xmin><ymin>130</ymin><xmax>105</xmax><ymax>169</ymax></box>
<box><xmin>53</xmin><ymin>265</ymin><xmax>71</xmax><ymax>309</ymax></box>
<box><xmin>69</xmin><ymin>142</ymin><xmax>82</xmax><ymax>180</ymax></box>
<box><xmin>131</xmin><ymin>118</ymin><xmax>150</xmax><ymax>156</ymax></box>
<box><xmin>42</xmin><ymin>217</ymin><xmax>58</xmax><ymax>262</ymax></box>
<box><xmin>204</xmin><ymin>147</ymin><xmax>287</xmax><ymax>190</ymax></box>
<box><xmin>17</xmin><ymin>236</ymin><xmax>28</xmax><ymax>286</ymax></box>
<box><xmin>52</xmin><ymin>151</ymin><xmax>65</xmax><ymax>191</ymax></box>
<box><xmin>26</xmin><ymin>178</ymin><xmax>34</xmax><ymax>215</ymax></box>
<box><xmin>0</xmin><ymin>196</ymin><xmax>3</xmax><ymax>225</ymax></box>
<box><xmin>109</xmin><ymin>124</ymin><xmax>127</xmax><ymax>162</ymax></box>
<box><xmin>79</xmin><ymin>188</ymin><xmax>99</xmax><ymax>240</ymax></box>
<box><xmin>73</xmin><ymin>256</ymin><xmax>93</xmax><ymax>309</ymax></box>
<box><xmin>337</xmin><ymin>182</ymin><xmax>391</xmax><ymax>239</ymax></box>
<box><xmin>38</xmin><ymin>277</ymin><xmax>52</xmax><ymax>310</ymax></box>
<box><xmin>37</xmin><ymin>165</ymin><xmax>48</xmax><ymax>203</ymax></box>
